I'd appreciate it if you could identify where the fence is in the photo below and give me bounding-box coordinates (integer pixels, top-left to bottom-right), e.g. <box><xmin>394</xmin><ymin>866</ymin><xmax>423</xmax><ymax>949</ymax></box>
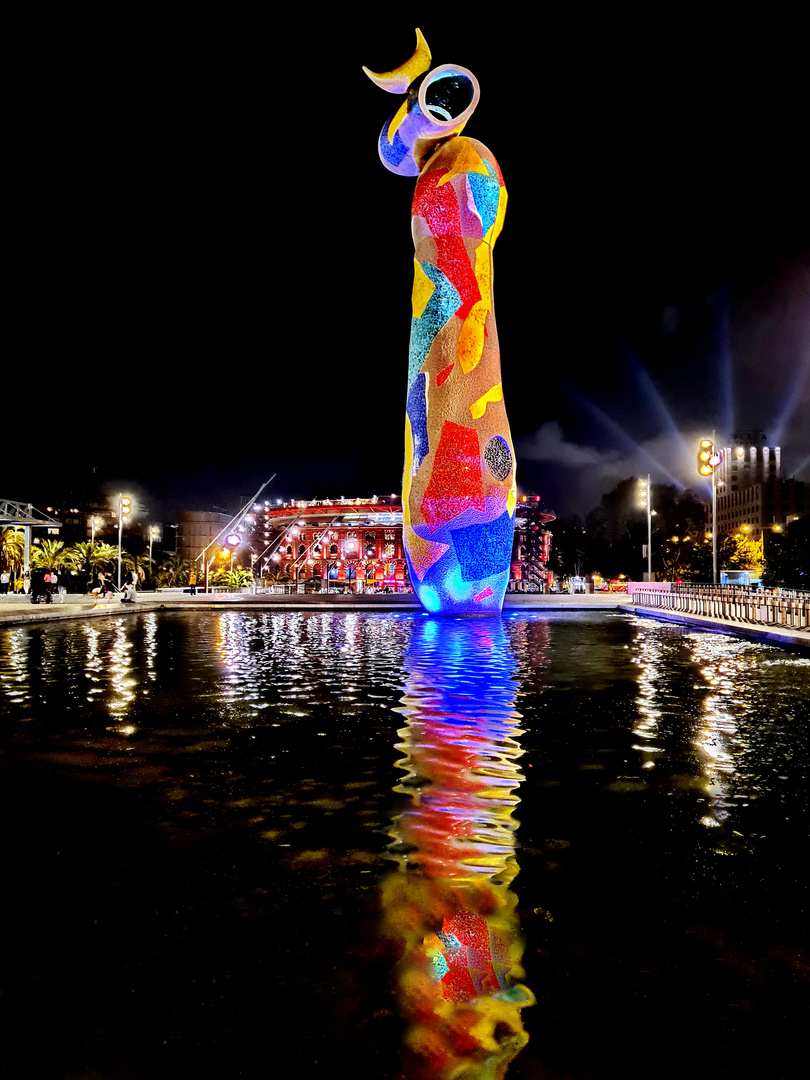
<box><xmin>633</xmin><ymin>583</ymin><xmax>810</xmax><ymax>631</ymax></box>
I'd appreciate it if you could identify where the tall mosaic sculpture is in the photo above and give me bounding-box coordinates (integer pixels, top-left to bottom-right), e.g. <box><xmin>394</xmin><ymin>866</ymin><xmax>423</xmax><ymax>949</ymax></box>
<box><xmin>364</xmin><ymin>29</ymin><xmax>516</xmax><ymax>615</ymax></box>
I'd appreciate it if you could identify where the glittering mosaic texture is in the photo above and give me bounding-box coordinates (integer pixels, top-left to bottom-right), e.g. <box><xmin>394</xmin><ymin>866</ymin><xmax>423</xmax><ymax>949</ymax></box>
<box><xmin>365</xmin><ymin>29</ymin><xmax>516</xmax><ymax>615</ymax></box>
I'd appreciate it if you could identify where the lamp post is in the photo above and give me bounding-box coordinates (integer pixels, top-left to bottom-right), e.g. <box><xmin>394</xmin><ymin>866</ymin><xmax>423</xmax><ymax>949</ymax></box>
<box><xmin>225</xmin><ymin>534</ymin><xmax>241</xmax><ymax>576</ymax></box>
<box><xmin>698</xmin><ymin>436</ymin><xmax>723</xmax><ymax>584</ymax></box>
<box><xmin>637</xmin><ymin>475</ymin><xmax>653</xmax><ymax>582</ymax></box>
<box><xmin>148</xmin><ymin>525</ymin><xmax>160</xmax><ymax>583</ymax></box>
<box><xmin>117</xmin><ymin>494</ymin><xmax>132</xmax><ymax>588</ymax></box>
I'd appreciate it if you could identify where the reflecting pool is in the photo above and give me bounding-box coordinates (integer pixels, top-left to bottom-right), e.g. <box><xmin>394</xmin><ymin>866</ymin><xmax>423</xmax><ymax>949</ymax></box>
<box><xmin>1</xmin><ymin>611</ymin><xmax>808</xmax><ymax>1079</ymax></box>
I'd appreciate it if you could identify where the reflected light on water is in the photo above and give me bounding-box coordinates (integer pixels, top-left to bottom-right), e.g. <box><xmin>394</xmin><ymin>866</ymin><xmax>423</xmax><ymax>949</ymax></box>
<box><xmin>630</xmin><ymin>629</ymin><xmax>668</xmax><ymax>768</ymax></box>
<box><xmin>107</xmin><ymin>624</ymin><xmax>137</xmax><ymax>715</ymax></box>
<box><xmin>690</xmin><ymin>635</ymin><xmax>747</xmax><ymax>827</ymax></box>
<box><xmin>383</xmin><ymin>617</ymin><xmax>535</xmax><ymax>1078</ymax></box>
<box><xmin>0</xmin><ymin>629</ymin><xmax>30</xmax><ymax>705</ymax></box>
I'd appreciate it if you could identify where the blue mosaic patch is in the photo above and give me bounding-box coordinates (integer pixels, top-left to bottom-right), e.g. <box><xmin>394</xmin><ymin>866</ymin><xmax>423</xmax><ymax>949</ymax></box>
<box><xmin>449</xmin><ymin>510</ymin><xmax>514</xmax><ymax>582</ymax></box>
<box><xmin>408</xmin><ymin>263</ymin><xmax>461</xmax><ymax>387</ymax></box>
<box><xmin>379</xmin><ymin>118</ymin><xmax>411</xmax><ymax>168</ymax></box>
<box><xmin>407</xmin><ymin>373</ymin><xmax>429</xmax><ymax>474</ymax></box>
<box><xmin>467</xmin><ymin>161</ymin><xmax>501</xmax><ymax>237</ymax></box>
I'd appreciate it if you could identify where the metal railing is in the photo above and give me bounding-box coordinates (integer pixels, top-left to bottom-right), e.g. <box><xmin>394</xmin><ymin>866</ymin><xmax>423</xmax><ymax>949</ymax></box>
<box><xmin>634</xmin><ymin>583</ymin><xmax>810</xmax><ymax>631</ymax></box>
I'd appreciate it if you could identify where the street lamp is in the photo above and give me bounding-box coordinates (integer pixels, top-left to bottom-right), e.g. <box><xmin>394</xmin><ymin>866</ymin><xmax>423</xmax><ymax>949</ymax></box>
<box><xmin>117</xmin><ymin>494</ymin><xmax>132</xmax><ymax>588</ymax></box>
<box><xmin>697</xmin><ymin>436</ymin><xmax>723</xmax><ymax>584</ymax></box>
<box><xmin>637</xmin><ymin>476</ymin><xmax>653</xmax><ymax>582</ymax></box>
<box><xmin>149</xmin><ymin>525</ymin><xmax>160</xmax><ymax>581</ymax></box>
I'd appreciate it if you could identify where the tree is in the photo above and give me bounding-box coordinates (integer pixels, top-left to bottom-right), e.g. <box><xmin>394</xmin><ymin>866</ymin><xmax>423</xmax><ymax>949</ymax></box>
<box><xmin>762</xmin><ymin>516</ymin><xmax>810</xmax><ymax>590</ymax></box>
<box><xmin>584</xmin><ymin>478</ymin><xmax>708</xmax><ymax>580</ymax></box>
<box><xmin>209</xmin><ymin>568</ymin><xmax>253</xmax><ymax>589</ymax></box>
<box><xmin>120</xmin><ymin>548</ymin><xmax>153</xmax><ymax>584</ymax></box>
<box><xmin>68</xmin><ymin>541</ymin><xmax>107</xmax><ymax>573</ymax></box>
<box><xmin>30</xmin><ymin>539</ymin><xmax>75</xmax><ymax>569</ymax></box>
<box><xmin>676</xmin><ymin>534</ymin><xmax>714</xmax><ymax>582</ymax></box>
<box><xmin>0</xmin><ymin>528</ymin><xmax>25</xmax><ymax>571</ymax></box>
<box><xmin>154</xmin><ymin>552</ymin><xmax>193</xmax><ymax>588</ymax></box>
<box><xmin>91</xmin><ymin>544</ymin><xmax>122</xmax><ymax>572</ymax></box>
<box><xmin>722</xmin><ymin>532</ymin><xmax>764</xmax><ymax>576</ymax></box>
<box><xmin>547</xmin><ymin>517</ymin><xmax>590</xmax><ymax>579</ymax></box>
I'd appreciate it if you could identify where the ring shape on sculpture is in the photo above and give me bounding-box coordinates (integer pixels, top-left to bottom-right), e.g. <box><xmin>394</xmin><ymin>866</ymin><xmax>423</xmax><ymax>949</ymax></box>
<box><xmin>417</xmin><ymin>65</ymin><xmax>480</xmax><ymax>130</ymax></box>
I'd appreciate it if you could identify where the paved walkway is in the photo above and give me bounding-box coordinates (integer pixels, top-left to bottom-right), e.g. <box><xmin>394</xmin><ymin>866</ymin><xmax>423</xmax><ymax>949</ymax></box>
<box><xmin>0</xmin><ymin>590</ymin><xmax>806</xmax><ymax>652</ymax></box>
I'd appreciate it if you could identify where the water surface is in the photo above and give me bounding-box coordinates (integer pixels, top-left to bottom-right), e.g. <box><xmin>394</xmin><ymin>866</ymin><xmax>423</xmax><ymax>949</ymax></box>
<box><xmin>1</xmin><ymin>610</ymin><xmax>808</xmax><ymax>1078</ymax></box>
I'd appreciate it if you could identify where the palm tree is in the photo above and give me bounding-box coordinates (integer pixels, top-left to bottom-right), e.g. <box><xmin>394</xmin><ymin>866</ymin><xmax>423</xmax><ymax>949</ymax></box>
<box><xmin>30</xmin><ymin>539</ymin><xmax>74</xmax><ymax>570</ymax></box>
<box><xmin>68</xmin><ymin>541</ymin><xmax>103</xmax><ymax>573</ymax></box>
<box><xmin>0</xmin><ymin>527</ymin><xmax>25</xmax><ymax>572</ymax></box>
<box><xmin>86</xmin><ymin>543</ymin><xmax>120</xmax><ymax>572</ymax></box>
<box><xmin>155</xmin><ymin>552</ymin><xmax>192</xmax><ymax>588</ymax></box>
<box><xmin>210</xmin><ymin>567</ymin><xmax>254</xmax><ymax>589</ymax></box>
<box><xmin>121</xmin><ymin>548</ymin><xmax>153</xmax><ymax>585</ymax></box>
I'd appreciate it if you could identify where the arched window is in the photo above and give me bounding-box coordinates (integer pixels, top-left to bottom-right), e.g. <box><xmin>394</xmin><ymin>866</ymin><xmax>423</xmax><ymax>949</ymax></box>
<box><xmin>286</xmin><ymin>545</ymin><xmax>292</xmax><ymax>556</ymax></box>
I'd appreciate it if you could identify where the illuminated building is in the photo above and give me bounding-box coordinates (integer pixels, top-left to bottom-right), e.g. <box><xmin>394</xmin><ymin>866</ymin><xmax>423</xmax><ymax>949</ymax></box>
<box><xmin>177</xmin><ymin>511</ymin><xmax>231</xmax><ymax>564</ymax></box>
<box><xmin>250</xmin><ymin>493</ymin><xmax>554</xmax><ymax>594</ymax></box>
<box><xmin>716</xmin><ymin>432</ymin><xmax>780</xmax><ymax>493</ymax></box>
<box><xmin>253</xmin><ymin>496</ymin><xmax>408</xmax><ymax>592</ymax></box>
<box><xmin>714</xmin><ymin>432</ymin><xmax>806</xmax><ymax>540</ymax></box>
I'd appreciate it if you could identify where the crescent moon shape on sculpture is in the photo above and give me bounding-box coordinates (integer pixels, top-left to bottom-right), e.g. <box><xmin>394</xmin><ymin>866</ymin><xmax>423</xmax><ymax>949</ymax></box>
<box><xmin>362</xmin><ymin>27</ymin><xmax>432</xmax><ymax>94</ymax></box>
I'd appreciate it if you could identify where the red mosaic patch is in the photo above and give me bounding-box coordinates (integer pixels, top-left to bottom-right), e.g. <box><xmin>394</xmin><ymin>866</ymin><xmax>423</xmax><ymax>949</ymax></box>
<box><xmin>420</xmin><ymin>422</ymin><xmax>484</xmax><ymax>532</ymax></box>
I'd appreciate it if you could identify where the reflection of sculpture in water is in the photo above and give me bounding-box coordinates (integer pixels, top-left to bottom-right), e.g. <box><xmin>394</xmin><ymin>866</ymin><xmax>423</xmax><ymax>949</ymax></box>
<box><xmin>364</xmin><ymin>29</ymin><xmax>516</xmax><ymax>616</ymax></box>
<box><xmin>382</xmin><ymin>618</ymin><xmax>534</xmax><ymax>1077</ymax></box>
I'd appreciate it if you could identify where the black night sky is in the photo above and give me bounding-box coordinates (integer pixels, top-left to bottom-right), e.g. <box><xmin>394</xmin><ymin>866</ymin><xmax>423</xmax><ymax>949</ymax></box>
<box><xmin>8</xmin><ymin>10</ymin><xmax>808</xmax><ymax>523</ymax></box>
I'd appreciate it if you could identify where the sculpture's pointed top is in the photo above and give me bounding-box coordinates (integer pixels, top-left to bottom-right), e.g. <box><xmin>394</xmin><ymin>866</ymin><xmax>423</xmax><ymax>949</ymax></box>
<box><xmin>363</xmin><ymin>28</ymin><xmax>432</xmax><ymax>94</ymax></box>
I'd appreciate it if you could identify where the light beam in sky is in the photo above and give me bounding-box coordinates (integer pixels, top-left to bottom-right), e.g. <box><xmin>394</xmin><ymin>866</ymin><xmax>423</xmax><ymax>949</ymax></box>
<box><xmin>562</xmin><ymin>382</ymin><xmax>686</xmax><ymax>490</ymax></box>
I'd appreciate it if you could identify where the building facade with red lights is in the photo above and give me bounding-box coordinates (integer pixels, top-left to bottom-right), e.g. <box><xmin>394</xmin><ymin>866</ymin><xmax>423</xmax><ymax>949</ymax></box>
<box><xmin>252</xmin><ymin>496</ymin><xmax>408</xmax><ymax>592</ymax></box>
<box><xmin>251</xmin><ymin>494</ymin><xmax>556</xmax><ymax>593</ymax></box>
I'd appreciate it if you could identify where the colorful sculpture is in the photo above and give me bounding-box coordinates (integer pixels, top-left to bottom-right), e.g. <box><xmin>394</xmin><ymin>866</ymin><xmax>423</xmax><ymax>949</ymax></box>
<box><xmin>364</xmin><ymin>29</ymin><xmax>516</xmax><ymax>616</ymax></box>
